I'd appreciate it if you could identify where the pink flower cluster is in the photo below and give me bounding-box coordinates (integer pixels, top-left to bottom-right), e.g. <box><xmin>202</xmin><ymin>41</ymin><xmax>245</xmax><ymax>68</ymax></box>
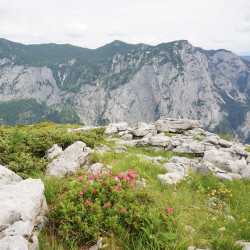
<box><xmin>77</xmin><ymin>176</ymin><xmax>84</xmax><ymax>181</ymax></box>
<box><xmin>105</xmin><ymin>202</ymin><xmax>111</xmax><ymax>208</ymax></box>
<box><xmin>166</xmin><ymin>205</ymin><xmax>173</xmax><ymax>214</ymax></box>
<box><xmin>121</xmin><ymin>208</ymin><xmax>127</xmax><ymax>213</ymax></box>
<box><xmin>161</xmin><ymin>205</ymin><xmax>173</xmax><ymax>216</ymax></box>
<box><xmin>127</xmin><ymin>169</ymin><xmax>137</xmax><ymax>178</ymax></box>
<box><xmin>130</xmin><ymin>179</ymin><xmax>136</xmax><ymax>187</ymax></box>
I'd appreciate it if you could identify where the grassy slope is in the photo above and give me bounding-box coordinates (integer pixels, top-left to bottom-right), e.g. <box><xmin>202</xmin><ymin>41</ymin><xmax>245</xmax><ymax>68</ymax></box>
<box><xmin>0</xmin><ymin>123</ymin><xmax>249</xmax><ymax>249</ymax></box>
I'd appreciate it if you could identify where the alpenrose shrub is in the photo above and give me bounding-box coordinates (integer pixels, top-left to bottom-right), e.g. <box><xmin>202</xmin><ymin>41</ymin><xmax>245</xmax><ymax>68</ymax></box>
<box><xmin>53</xmin><ymin>170</ymin><xmax>177</xmax><ymax>248</ymax></box>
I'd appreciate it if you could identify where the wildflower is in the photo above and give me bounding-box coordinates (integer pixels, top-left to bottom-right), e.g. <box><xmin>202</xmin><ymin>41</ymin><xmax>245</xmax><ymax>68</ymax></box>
<box><xmin>89</xmin><ymin>175</ymin><xmax>93</xmax><ymax>180</ymax></box>
<box><xmin>62</xmin><ymin>193</ymin><xmax>65</xmax><ymax>197</ymax></box>
<box><xmin>122</xmin><ymin>208</ymin><xmax>127</xmax><ymax>213</ymax></box>
<box><xmin>84</xmin><ymin>185</ymin><xmax>88</xmax><ymax>189</ymax></box>
<box><xmin>177</xmin><ymin>180</ymin><xmax>181</xmax><ymax>184</ymax></box>
<box><xmin>81</xmin><ymin>201</ymin><xmax>83</xmax><ymax>204</ymax></box>
<box><xmin>117</xmin><ymin>183</ymin><xmax>122</xmax><ymax>188</ymax></box>
<box><xmin>102</xmin><ymin>173</ymin><xmax>106</xmax><ymax>177</ymax></box>
<box><xmin>229</xmin><ymin>194</ymin><xmax>233</xmax><ymax>197</ymax></box>
<box><xmin>174</xmin><ymin>219</ymin><xmax>177</xmax><ymax>223</ymax></box>
<box><xmin>126</xmin><ymin>176</ymin><xmax>131</xmax><ymax>181</ymax></box>
<box><xmin>79</xmin><ymin>191</ymin><xmax>83</xmax><ymax>195</ymax></box>
<box><xmin>130</xmin><ymin>179</ymin><xmax>136</xmax><ymax>187</ymax></box>
<box><xmin>77</xmin><ymin>176</ymin><xmax>84</xmax><ymax>181</ymax></box>
<box><xmin>168</xmin><ymin>208</ymin><xmax>173</xmax><ymax>214</ymax></box>
<box><xmin>94</xmin><ymin>189</ymin><xmax>97</xmax><ymax>192</ymax></box>
<box><xmin>114</xmin><ymin>188</ymin><xmax>119</xmax><ymax>193</ymax></box>
<box><xmin>197</xmin><ymin>190</ymin><xmax>200</xmax><ymax>193</ymax></box>
<box><xmin>99</xmin><ymin>179</ymin><xmax>103</xmax><ymax>183</ymax></box>
<box><xmin>127</xmin><ymin>169</ymin><xmax>131</xmax><ymax>173</ymax></box>
<box><xmin>118</xmin><ymin>173</ymin><xmax>126</xmax><ymax>178</ymax></box>
<box><xmin>103</xmin><ymin>181</ymin><xmax>107</xmax><ymax>184</ymax></box>
<box><xmin>161</xmin><ymin>211</ymin><xmax>165</xmax><ymax>216</ymax></box>
<box><xmin>211</xmin><ymin>217</ymin><xmax>216</xmax><ymax>220</ymax></box>
<box><xmin>108</xmin><ymin>174</ymin><xmax>112</xmax><ymax>177</ymax></box>
<box><xmin>86</xmin><ymin>200</ymin><xmax>91</xmax><ymax>205</ymax></box>
<box><xmin>219</xmin><ymin>227</ymin><xmax>225</xmax><ymax>231</ymax></box>
<box><xmin>105</xmin><ymin>202</ymin><xmax>111</xmax><ymax>208</ymax></box>
<box><xmin>129</xmin><ymin>171</ymin><xmax>137</xmax><ymax>178</ymax></box>
<box><xmin>241</xmin><ymin>219</ymin><xmax>247</xmax><ymax>222</ymax></box>
<box><xmin>97</xmin><ymin>172</ymin><xmax>100</xmax><ymax>175</ymax></box>
<box><xmin>94</xmin><ymin>175</ymin><xmax>99</xmax><ymax>179</ymax></box>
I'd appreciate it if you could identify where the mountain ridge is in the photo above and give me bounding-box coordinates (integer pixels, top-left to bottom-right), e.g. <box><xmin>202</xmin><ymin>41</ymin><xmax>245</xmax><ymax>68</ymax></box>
<box><xmin>0</xmin><ymin>38</ymin><xmax>249</xmax><ymax>143</ymax></box>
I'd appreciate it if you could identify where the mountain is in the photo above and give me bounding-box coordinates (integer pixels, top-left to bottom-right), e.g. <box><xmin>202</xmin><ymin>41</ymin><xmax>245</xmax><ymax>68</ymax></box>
<box><xmin>240</xmin><ymin>56</ymin><xmax>250</xmax><ymax>62</ymax></box>
<box><xmin>0</xmin><ymin>38</ymin><xmax>249</xmax><ymax>143</ymax></box>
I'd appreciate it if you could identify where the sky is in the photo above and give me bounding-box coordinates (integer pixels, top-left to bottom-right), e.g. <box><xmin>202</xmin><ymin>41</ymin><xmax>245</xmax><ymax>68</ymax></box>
<box><xmin>0</xmin><ymin>0</ymin><xmax>250</xmax><ymax>54</ymax></box>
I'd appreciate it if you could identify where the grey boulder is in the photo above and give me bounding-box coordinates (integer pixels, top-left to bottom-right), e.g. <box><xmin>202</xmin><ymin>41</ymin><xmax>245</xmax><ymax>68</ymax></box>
<box><xmin>46</xmin><ymin>141</ymin><xmax>93</xmax><ymax>177</ymax></box>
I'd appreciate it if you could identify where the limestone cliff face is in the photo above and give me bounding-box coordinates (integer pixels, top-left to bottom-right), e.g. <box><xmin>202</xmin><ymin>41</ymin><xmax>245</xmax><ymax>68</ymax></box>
<box><xmin>0</xmin><ymin>39</ymin><xmax>249</xmax><ymax>142</ymax></box>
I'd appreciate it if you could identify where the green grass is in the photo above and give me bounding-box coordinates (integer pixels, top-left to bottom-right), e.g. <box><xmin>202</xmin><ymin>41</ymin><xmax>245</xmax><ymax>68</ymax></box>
<box><xmin>126</xmin><ymin>146</ymin><xmax>195</xmax><ymax>159</ymax></box>
<box><xmin>90</xmin><ymin>150</ymin><xmax>249</xmax><ymax>249</ymax></box>
<box><xmin>0</xmin><ymin>122</ymin><xmax>249</xmax><ymax>249</ymax></box>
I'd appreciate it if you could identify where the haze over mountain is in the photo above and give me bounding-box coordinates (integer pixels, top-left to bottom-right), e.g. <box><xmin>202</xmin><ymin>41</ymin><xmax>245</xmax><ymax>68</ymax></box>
<box><xmin>0</xmin><ymin>38</ymin><xmax>249</xmax><ymax>143</ymax></box>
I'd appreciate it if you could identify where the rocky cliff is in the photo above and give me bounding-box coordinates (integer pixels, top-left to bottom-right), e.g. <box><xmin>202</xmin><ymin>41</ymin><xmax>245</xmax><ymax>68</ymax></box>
<box><xmin>0</xmin><ymin>39</ymin><xmax>249</xmax><ymax>143</ymax></box>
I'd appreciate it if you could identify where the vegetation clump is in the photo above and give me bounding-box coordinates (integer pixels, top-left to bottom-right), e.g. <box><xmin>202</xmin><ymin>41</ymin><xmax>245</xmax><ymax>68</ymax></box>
<box><xmin>0</xmin><ymin>121</ymin><xmax>105</xmax><ymax>177</ymax></box>
<box><xmin>52</xmin><ymin>169</ymin><xmax>177</xmax><ymax>248</ymax></box>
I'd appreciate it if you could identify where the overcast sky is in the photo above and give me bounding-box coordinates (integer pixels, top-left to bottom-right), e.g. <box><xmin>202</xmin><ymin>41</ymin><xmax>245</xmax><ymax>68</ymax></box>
<box><xmin>0</xmin><ymin>0</ymin><xmax>250</xmax><ymax>54</ymax></box>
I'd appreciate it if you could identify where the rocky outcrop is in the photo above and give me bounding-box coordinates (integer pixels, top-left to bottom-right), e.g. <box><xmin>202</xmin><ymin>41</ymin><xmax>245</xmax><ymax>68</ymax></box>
<box><xmin>46</xmin><ymin>141</ymin><xmax>93</xmax><ymax>177</ymax></box>
<box><xmin>45</xmin><ymin>144</ymin><xmax>63</xmax><ymax>161</ymax></box>
<box><xmin>100</xmin><ymin>118</ymin><xmax>250</xmax><ymax>184</ymax></box>
<box><xmin>0</xmin><ymin>165</ymin><xmax>48</xmax><ymax>250</ymax></box>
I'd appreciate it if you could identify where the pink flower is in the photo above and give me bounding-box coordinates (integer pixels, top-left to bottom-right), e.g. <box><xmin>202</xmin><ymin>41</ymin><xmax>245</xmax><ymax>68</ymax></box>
<box><xmin>102</xmin><ymin>173</ymin><xmax>106</xmax><ymax>177</ymax></box>
<box><xmin>122</xmin><ymin>208</ymin><xmax>127</xmax><ymax>213</ymax></box>
<box><xmin>103</xmin><ymin>181</ymin><xmax>107</xmax><ymax>184</ymax></box>
<box><xmin>97</xmin><ymin>172</ymin><xmax>100</xmax><ymax>175</ymax></box>
<box><xmin>94</xmin><ymin>189</ymin><xmax>97</xmax><ymax>192</ymax></box>
<box><xmin>77</xmin><ymin>176</ymin><xmax>84</xmax><ymax>181</ymax></box>
<box><xmin>108</xmin><ymin>174</ymin><xmax>112</xmax><ymax>177</ymax></box>
<box><xmin>129</xmin><ymin>171</ymin><xmax>137</xmax><ymax>178</ymax></box>
<box><xmin>114</xmin><ymin>188</ymin><xmax>119</xmax><ymax>193</ymax></box>
<box><xmin>89</xmin><ymin>175</ymin><xmax>93</xmax><ymax>180</ymax></box>
<box><xmin>105</xmin><ymin>202</ymin><xmax>111</xmax><ymax>208</ymax></box>
<box><xmin>174</xmin><ymin>219</ymin><xmax>177</xmax><ymax>223</ymax></box>
<box><xmin>127</xmin><ymin>169</ymin><xmax>131</xmax><ymax>173</ymax></box>
<box><xmin>86</xmin><ymin>200</ymin><xmax>91</xmax><ymax>205</ymax></box>
<box><xmin>84</xmin><ymin>185</ymin><xmax>88</xmax><ymax>189</ymax></box>
<box><xmin>166</xmin><ymin>205</ymin><xmax>169</xmax><ymax>210</ymax></box>
<box><xmin>79</xmin><ymin>191</ymin><xmax>83</xmax><ymax>195</ymax></box>
<box><xmin>62</xmin><ymin>193</ymin><xmax>65</xmax><ymax>197</ymax></box>
<box><xmin>117</xmin><ymin>173</ymin><xmax>124</xmax><ymax>178</ymax></box>
<box><xmin>117</xmin><ymin>183</ymin><xmax>122</xmax><ymax>188</ymax></box>
<box><xmin>81</xmin><ymin>201</ymin><xmax>84</xmax><ymax>204</ymax></box>
<box><xmin>168</xmin><ymin>208</ymin><xmax>173</xmax><ymax>214</ymax></box>
<box><xmin>161</xmin><ymin>211</ymin><xmax>165</xmax><ymax>216</ymax></box>
<box><xmin>112</xmin><ymin>177</ymin><xmax>117</xmax><ymax>181</ymax></box>
<box><xmin>94</xmin><ymin>175</ymin><xmax>99</xmax><ymax>179</ymax></box>
<box><xmin>130</xmin><ymin>179</ymin><xmax>136</xmax><ymax>187</ymax></box>
<box><xmin>126</xmin><ymin>176</ymin><xmax>131</xmax><ymax>181</ymax></box>
<box><xmin>99</xmin><ymin>179</ymin><xmax>103</xmax><ymax>183</ymax></box>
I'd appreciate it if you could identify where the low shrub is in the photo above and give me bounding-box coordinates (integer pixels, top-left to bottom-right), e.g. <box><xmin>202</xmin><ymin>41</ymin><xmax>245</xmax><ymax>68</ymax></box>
<box><xmin>0</xmin><ymin>122</ymin><xmax>105</xmax><ymax>178</ymax></box>
<box><xmin>52</xmin><ymin>170</ymin><xmax>177</xmax><ymax>248</ymax></box>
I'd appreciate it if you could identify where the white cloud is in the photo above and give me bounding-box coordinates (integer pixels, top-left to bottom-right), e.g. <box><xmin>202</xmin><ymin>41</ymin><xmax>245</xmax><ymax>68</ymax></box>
<box><xmin>0</xmin><ymin>0</ymin><xmax>249</xmax><ymax>53</ymax></box>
